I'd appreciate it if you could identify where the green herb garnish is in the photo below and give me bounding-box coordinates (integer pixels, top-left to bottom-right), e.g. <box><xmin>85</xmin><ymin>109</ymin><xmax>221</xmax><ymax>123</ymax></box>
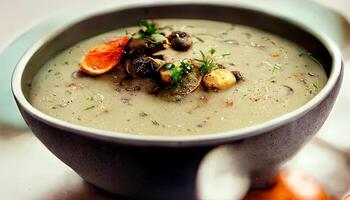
<box><xmin>263</xmin><ymin>61</ymin><xmax>282</xmax><ymax>73</ymax></box>
<box><xmin>243</xmin><ymin>32</ymin><xmax>252</xmax><ymax>39</ymax></box>
<box><xmin>179</xmin><ymin>60</ymin><xmax>193</xmax><ymax>74</ymax></box>
<box><xmin>272</xmin><ymin>64</ymin><xmax>282</xmax><ymax>73</ymax></box>
<box><xmin>65</xmin><ymin>90</ymin><xmax>72</xmax><ymax>95</ymax></box>
<box><xmin>171</xmin><ymin>60</ymin><xmax>193</xmax><ymax>81</ymax></box>
<box><xmin>172</xmin><ymin>66</ymin><xmax>182</xmax><ymax>81</ymax></box>
<box><xmin>86</xmin><ymin>96</ymin><xmax>94</xmax><ymax>101</ymax></box>
<box><xmin>221</xmin><ymin>53</ymin><xmax>231</xmax><ymax>58</ymax></box>
<box><xmin>209</xmin><ymin>48</ymin><xmax>216</xmax><ymax>55</ymax></box>
<box><xmin>138</xmin><ymin>20</ymin><xmax>159</xmax><ymax>39</ymax></box>
<box><xmin>279</xmin><ymin>46</ymin><xmax>287</xmax><ymax>56</ymax></box>
<box><xmin>139</xmin><ymin>111</ymin><xmax>148</xmax><ymax>117</ymax></box>
<box><xmin>198</xmin><ymin>49</ymin><xmax>217</xmax><ymax>74</ymax></box>
<box><xmin>151</xmin><ymin>120</ymin><xmax>160</xmax><ymax>126</ymax></box>
<box><xmin>64</xmin><ymin>61</ymin><xmax>69</xmax><ymax>65</ymax></box>
<box><xmin>84</xmin><ymin>105</ymin><xmax>95</xmax><ymax>111</ymax></box>
<box><xmin>312</xmin><ymin>80</ymin><xmax>320</xmax><ymax>92</ymax></box>
<box><xmin>164</xmin><ymin>63</ymin><xmax>175</xmax><ymax>70</ymax></box>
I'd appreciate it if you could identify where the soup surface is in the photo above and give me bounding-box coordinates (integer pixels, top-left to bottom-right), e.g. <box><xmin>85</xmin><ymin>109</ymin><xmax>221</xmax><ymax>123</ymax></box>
<box><xmin>29</xmin><ymin>19</ymin><xmax>327</xmax><ymax>136</ymax></box>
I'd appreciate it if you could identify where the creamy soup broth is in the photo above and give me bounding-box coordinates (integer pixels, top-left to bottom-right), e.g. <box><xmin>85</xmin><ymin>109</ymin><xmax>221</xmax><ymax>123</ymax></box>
<box><xmin>29</xmin><ymin>19</ymin><xmax>327</xmax><ymax>136</ymax></box>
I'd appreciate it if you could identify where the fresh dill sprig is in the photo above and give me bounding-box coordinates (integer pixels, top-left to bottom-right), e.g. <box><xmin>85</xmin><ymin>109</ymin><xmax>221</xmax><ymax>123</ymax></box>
<box><xmin>221</xmin><ymin>53</ymin><xmax>231</xmax><ymax>58</ymax></box>
<box><xmin>197</xmin><ymin>48</ymin><xmax>217</xmax><ymax>74</ymax></box>
<box><xmin>138</xmin><ymin>20</ymin><xmax>162</xmax><ymax>39</ymax></box>
<box><xmin>312</xmin><ymin>80</ymin><xmax>320</xmax><ymax>92</ymax></box>
<box><xmin>171</xmin><ymin>59</ymin><xmax>193</xmax><ymax>81</ymax></box>
<box><xmin>272</xmin><ymin>63</ymin><xmax>282</xmax><ymax>73</ymax></box>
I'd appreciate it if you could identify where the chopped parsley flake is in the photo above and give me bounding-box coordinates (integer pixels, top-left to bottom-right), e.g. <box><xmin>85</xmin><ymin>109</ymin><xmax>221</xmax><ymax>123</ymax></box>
<box><xmin>86</xmin><ymin>96</ymin><xmax>94</xmax><ymax>101</ymax></box>
<box><xmin>171</xmin><ymin>60</ymin><xmax>193</xmax><ymax>81</ymax></box>
<box><xmin>138</xmin><ymin>20</ymin><xmax>161</xmax><ymax>39</ymax></box>
<box><xmin>272</xmin><ymin>64</ymin><xmax>282</xmax><ymax>73</ymax></box>
<box><xmin>279</xmin><ymin>46</ymin><xmax>287</xmax><ymax>56</ymax></box>
<box><xmin>124</xmin><ymin>29</ymin><xmax>133</xmax><ymax>36</ymax></box>
<box><xmin>84</xmin><ymin>105</ymin><xmax>95</xmax><ymax>111</ymax></box>
<box><xmin>172</xmin><ymin>66</ymin><xmax>182</xmax><ymax>81</ymax></box>
<box><xmin>139</xmin><ymin>112</ymin><xmax>148</xmax><ymax>117</ymax></box>
<box><xmin>151</xmin><ymin>120</ymin><xmax>160</xmax><ymax>126</ymax></box>
<box><xmin>66</xmin><ymin>90</ymin><xmax>72</xmax><ymax>95</ymax></box>
<box><xmin>243</xmin><ymin>32</ymin><xmax>252</xmax><ymax>39</ymax></box>
<box><xmin>221</xmin><ymin>53</ymin><xmax>231</xmax><ymax>58</ymax></box>
<box><xmin>312</xmin><ymin>81</ymin><xmax>320</xmax><ymax>92</ymax></box>
<box><xmin>209</xmin><ymin>48</ymin><xmax>216</xmax><ymax>55</ymax></box>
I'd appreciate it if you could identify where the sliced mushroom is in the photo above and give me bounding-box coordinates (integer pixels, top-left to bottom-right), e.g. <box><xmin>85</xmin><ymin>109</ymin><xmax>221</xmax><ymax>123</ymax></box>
<box><xmin>125</xmin><ymin>59</ymin><xmax>138</xmax><ymax>78</ymax></box>
<box><xmin>232</xmin><ymin>71</ymin><xmax>244</xmax><ymax>81</ymax></box>
<box><xmin>115</xmin><ymin>66</ymin><xmax>158</xmax><ymax>93</ymax></box>
<box><xmin>125</xmin><ymin>38</ymin><xmax>147</xmax><ymax>58</ymax></box>
<box><xmin>125</xmin><ymin>56</ymin><xmax>161</xmax><ymax>78</ymax></box>
<box><xmin>125</xmin><ymin>37</ymin><xmax>167</xmax><ymax>58</ymax></box>
<box><xmin>172</xmin><ymin>70</ymin><xmax>202</xmax><ymax>95</ymax></box>
<box><xmin>157</xmin><ymin>67</ymin><xmax>203</xmax><ymax>100</ymax></box>
<box><xmin>203</xmin><ymin>68</ymin><xmax>236</xmax><ymax>90</ymax></box>
<box><xmin>146</xmin><ymin>35</ymin><xmax>167</xmax><ymax>54</ymax></box>
<box><xmin>148</xmin><ymin>34</ymin><xmax>169</xmax><ymax>53</ymax></box>
<box><xmin>167</xmin><ymin>31</ymin><xmax>193</xmax><ymax>51</ymax></box>
<box><xmin>71</xmin><ymin>70</ymin><xmax>88</xmax><ymax>79</ymax></box>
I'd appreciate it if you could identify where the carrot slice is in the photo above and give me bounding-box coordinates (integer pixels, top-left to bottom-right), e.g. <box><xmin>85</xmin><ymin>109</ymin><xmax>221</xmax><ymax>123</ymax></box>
<box><xmin>80</xmin><ymin>36</ymin><xmax>129</xmax><ymax>76</ymax></box>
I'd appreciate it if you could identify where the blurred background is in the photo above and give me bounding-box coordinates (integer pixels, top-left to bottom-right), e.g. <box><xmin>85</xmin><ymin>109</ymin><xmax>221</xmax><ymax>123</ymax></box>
<box><xmin>0</xmin><ymin>0</ymin><xmax>349</xmax><ymax>199</ymax></box>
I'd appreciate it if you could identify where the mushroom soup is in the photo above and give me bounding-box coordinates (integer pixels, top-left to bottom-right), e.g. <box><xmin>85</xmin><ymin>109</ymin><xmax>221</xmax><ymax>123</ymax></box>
<box><xmin>29</xmin><ymin>19</ymin><xmax>327</xmax><ymax>136</ymax></box>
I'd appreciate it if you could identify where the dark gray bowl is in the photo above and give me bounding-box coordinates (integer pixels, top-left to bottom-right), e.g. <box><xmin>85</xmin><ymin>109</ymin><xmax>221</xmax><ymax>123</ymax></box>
<box><xmin>11</xmin><ymin>2</ymin><xmax>343</xmax><ymax>200</ymax></box>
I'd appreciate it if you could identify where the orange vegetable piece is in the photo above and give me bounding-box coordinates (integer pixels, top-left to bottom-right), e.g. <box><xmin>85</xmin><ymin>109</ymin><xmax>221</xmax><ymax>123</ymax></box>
<box><xmin>80</xmin><ymin>36</ymin><xmax>129</xmax><ymax>76</ymax></box>
<box><xmin>244</xmin><ymin>170</ymin><xmax>329</xmax><ymax>200</ymax></box>
<box><xmin>344</xmin><ymin>192</ymin><xmax>350</xmax><ymax>200</ymax></box>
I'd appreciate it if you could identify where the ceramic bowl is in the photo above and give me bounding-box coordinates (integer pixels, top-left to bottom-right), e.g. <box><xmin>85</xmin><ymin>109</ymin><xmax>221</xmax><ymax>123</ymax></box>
<box><xmin>12</xmin><ymin>2</ymin><xmax>343</xmax><ymax>199</ymax></box>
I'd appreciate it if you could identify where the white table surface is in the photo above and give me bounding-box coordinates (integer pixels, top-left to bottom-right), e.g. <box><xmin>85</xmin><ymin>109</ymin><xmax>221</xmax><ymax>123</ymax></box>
<box><xmin>1</xmin><ymin>0</ymin><xmax>350</xmax><ymax>199</ymax></box>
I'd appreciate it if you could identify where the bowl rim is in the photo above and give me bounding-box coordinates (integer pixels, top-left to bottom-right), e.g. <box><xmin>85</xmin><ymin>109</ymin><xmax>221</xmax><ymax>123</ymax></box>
<box><xmin>11</xmin><ymin>1</ymin><xmax>343</xmax><ymax>147</ymax></box>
